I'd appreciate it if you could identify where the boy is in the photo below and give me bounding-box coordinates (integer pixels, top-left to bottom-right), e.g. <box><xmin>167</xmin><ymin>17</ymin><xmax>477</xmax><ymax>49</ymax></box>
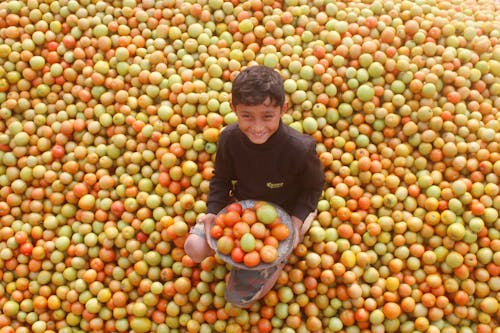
<box><xmin>184</xmin><ymin>65</ymin><xmax>325</xmax><ymax>307</ymax></box>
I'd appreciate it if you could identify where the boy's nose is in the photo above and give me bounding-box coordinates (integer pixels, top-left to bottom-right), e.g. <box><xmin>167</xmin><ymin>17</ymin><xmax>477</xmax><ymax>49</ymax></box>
<box><xmin>253</xmin><ymin>120</ymin><xmax>265</xmax><ymax>130</ymax></box>
<box><xmin>253</xmin><ymin>125</ymin><xmax>266</xmax><ymax>134</ymax></box>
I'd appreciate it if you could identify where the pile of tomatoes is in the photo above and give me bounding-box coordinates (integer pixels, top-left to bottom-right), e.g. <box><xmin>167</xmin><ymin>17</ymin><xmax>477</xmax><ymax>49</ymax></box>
<box><xmin>210</xmin><ymin>202</ymin><xmax>291</xmax><ymax>268</ymax></box>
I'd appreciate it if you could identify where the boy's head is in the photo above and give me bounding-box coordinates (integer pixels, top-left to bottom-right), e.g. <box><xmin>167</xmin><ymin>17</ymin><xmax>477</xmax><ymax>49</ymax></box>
<box><xmin>231</xmin><ymin>65</ymin><xmax>286</xmax><ymax>108</ymax></box>
<box><xmin>231</xmin><ymin>66</ymin><xmax>287</xmax><ymax>144</ymax></box>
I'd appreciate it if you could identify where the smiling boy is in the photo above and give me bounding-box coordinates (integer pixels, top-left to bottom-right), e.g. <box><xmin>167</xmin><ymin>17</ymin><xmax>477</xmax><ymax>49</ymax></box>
<box><xmin>184</xmin><ymin>65</ymin><xmax>325</xmax><ymax>307</ymax></box>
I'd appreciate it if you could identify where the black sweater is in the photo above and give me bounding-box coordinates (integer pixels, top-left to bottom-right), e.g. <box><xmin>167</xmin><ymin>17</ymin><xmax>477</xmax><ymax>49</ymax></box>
<box><xmin>207</xmin><ymin>122</ymin><xmax>325</xmax><ymax>221</ymax></box>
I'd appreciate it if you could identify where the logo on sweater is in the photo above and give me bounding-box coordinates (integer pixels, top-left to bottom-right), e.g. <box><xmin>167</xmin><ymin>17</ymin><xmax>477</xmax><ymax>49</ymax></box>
<box><xmin>266</xmin><ymin>182</ymin><xmax>283</xmax><ymax>189</ymax></box>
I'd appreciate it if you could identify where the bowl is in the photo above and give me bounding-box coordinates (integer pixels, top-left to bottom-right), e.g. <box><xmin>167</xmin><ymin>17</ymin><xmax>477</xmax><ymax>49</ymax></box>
<box><xmin>207</xmin><ymin>200</ymin><xmax>296</xmax><ymax>270</ymax></box>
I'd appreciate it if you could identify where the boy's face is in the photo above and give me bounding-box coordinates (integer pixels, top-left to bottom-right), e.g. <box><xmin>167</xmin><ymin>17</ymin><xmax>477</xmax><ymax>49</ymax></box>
<box><xmin>233</xmin><ymin>98</ymin><xmax>286</xmax><ymax>144</ymax></box>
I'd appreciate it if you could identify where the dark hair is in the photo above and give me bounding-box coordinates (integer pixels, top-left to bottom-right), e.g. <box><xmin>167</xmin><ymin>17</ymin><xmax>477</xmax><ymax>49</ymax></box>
<box><xmin>231</xmin><ymin>65</ymin><xmax>285</xmax><ymax>107</ymax></box>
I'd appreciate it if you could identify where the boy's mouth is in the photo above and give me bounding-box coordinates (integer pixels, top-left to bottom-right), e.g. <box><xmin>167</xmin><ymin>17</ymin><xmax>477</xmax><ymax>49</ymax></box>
<box><xmin>250</xmin><ymin>131</ymin><xmax>267</xmax><ymax>138</ymax></box>
<box><xmin>248</xmin><ymin>132</ymin><xmax>269</xmax><ymax>143</ymax></box>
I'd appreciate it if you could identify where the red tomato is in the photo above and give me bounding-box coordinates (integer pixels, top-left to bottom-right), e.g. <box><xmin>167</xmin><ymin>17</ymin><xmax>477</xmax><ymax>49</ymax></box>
<box><xmin>136</xmin><ymin>232</ymin><xmax>148</xmax><ymax>243</ymax></box>
<box><xmin>20</xmin><ymin>243</ymin><xmax>33</xmax><ymax>256</ymax></box>
<box><xmin>110</xmin><ymin>201</ymin><xmax>124</xmax><ymax>217</ymax></box>
<box><xmin>226</xmin><ymin>202</ymin><xmax>243</xmax><ymax>215</ymax></box>
<box><xmin>52</xmin><ymin>144</ymin><xmax>65</xmax><ymax>159</ymax></box>
<box><xmin>47</xmin><ymin>41</ymin><xmax>59</xmax><ymax>51</ymax></box>
<box><xmin>210</xmin><ymin>225</ymin><xmax>223</xmax><ymax>239</ymax></box>
<box><xmin>231</xmin><ymin>247</ymin><xmax>245</xmax><ymax>263</ymax></box>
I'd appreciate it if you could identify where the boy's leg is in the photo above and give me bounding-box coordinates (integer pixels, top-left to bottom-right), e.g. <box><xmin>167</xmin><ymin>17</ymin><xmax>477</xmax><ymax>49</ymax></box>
<box><xmin>184</xmin><ymin>223</ymin><xmax>215</xmax><ymax>263</ymax></box>
<box><xmin>225</xmin><ymin>210</ymin><xmax>317</xmax><ymax>308</ymax></box>
<box><xmin>225</xmin><ymin>264</ymin><xmax>284</xmax><ymax>308</ymax></box>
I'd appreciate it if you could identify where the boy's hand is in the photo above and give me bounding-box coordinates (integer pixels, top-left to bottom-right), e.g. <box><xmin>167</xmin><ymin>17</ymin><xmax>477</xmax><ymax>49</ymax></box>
<box><xmin>291</xmin><ymin>216</ymin><xmax>305</xmax><ymax>249</ymax></box>
<box><xmin>291</xmin><ymin>211</ymin><xmax>316</xmax><ymax>248</ymax></box>
<box><xmin>198</xmin><ymin>213</ymin><xmax>216</xmax><ymax>247</ymax></box>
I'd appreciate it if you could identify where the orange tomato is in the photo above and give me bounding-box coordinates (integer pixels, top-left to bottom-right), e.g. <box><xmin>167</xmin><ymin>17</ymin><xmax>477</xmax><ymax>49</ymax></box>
<box><xmin>223</xmin><ymin>211</ymin><xmax>241</xmax><ymax>227</ymax></box>
<box><xmin>383</xmin><ymin>302</ymin><xmax>402</xmax><ymax>320</ymax></box>
<box><xmin>243</xmin><ymin>251</ymin><xmax>261</xmax><ymax>268</ymax></box>
<box><xmin>263</xmin><ymin>236</ymin><xmax>279</xmax><ymax>248</ymax></box>
<box><xmin>336</xmin><ymin>207</ymin><xmax>352</xmax><ymax>221</ymax></box>
<box><xmin>260</xmin><ymin>245</ymin><xmax>278</xmax><ymax>264</ymax></box>
<box><xmin>337</xmin><ymin>223</ymin><xmax>354</xmax><ymax>239</ymax></box>
<box><xmin>255</xmin><ymin>239</ymin><xmax>264</xmax><ymax>252</ymax></box>
<box><xmin>266</xmin><ymin>218</ymin><xmax>282</xmax><ymax>231</ymax></box>
<box><xmin>250</xmin><ymin>222</ymin><xmax>268</xmax><ymax>239</ymax></box>
<box><xmin>232</xmin><ymin>221</ymin><xmax>250</xmax><ymax>239</ymax></box>
<box><xmin>215</xmin><ymin>214</ymin><xmax>225</xmax><ymax>227</ymax></box>
<box><xmin>271</xmin><ymin>224</ymin><xmax>290</xmax><ymax>241</ymax></box>
<box><xmin>241</xmin><ymin>208</ymin><xmax>257</xmax><ymax>225</ymax></box>
<box><xmin>223</xmin><ymin>227</ymin><xmax>234</xmax><ymax>238</ymax></box>
<box><xmin>257</xmin><ymin>318</ymin><xmax>272</xmax><ymax>333</ymax></box>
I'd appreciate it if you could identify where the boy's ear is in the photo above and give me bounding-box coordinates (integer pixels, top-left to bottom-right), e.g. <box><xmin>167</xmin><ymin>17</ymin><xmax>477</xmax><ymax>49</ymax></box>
<box><xmin>280</xmin><ymin>101</ymin><xmax>288</xmax><ymax>115</ymax></box>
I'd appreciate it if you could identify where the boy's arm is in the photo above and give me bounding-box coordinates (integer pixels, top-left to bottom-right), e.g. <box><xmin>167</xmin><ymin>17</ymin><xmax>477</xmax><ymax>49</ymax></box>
<box><xmin>290</xmin><ymin>141</ymin><xmax>325</xmax><ymax>222</ymax></box>
<box><xmin>206</xmin><ymin>132</ymin><xmax>234</xmax><ymax>215</ymax></box>
<box><xmin>291</xmin><ymin>212</ymin><xmax>317</xmax><ymax>247</ymax></box>
<box><xmin>198</xmin><ymin>213</ymin><xmax>217</xmax><ymax>247</ymax></box>
<box><xmin>291</xmin><ymin>216</ymin><xmax>304</xmax><ymax>247</ymax></box>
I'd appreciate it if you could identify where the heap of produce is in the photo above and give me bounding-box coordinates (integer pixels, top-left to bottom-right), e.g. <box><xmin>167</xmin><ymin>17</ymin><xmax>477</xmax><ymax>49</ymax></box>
<box><xmin>0</xmin><ymin>0</ymin><xmax>498</xmax><ymax>332</ymax></box>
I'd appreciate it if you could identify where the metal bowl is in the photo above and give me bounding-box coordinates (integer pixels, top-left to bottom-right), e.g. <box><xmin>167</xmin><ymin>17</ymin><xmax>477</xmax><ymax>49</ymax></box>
<box><xmin>207</xmin><ymin>200</ymin><xmax>296</xmax><ymax>270</ymax></box>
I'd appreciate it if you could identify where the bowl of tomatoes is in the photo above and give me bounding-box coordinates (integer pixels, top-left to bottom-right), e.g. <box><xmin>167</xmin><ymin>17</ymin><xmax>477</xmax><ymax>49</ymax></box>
<box><xmin>207</xmin><ymin>200</ymin><xmax>296</xmax><ymax>270</ymax></box>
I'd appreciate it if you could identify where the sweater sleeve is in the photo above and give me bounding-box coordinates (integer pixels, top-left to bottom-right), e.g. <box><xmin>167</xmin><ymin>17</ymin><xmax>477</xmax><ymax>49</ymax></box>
<box><xmin>290</xmin><ymin>139</ymin><xmax>325</xmax><ymax>221</ymax></box>
<box><xmin>206</xmin><ymin>130</ymin><xmax>234</xmax><ymax>215</ymax></box>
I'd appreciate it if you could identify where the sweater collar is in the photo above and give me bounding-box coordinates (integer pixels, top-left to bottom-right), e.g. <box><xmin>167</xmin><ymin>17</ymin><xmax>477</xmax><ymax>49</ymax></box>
<box><xmin>238</xmin><ymin>121</ymin><xmax>286</xmax><ymax>150</ymax></box>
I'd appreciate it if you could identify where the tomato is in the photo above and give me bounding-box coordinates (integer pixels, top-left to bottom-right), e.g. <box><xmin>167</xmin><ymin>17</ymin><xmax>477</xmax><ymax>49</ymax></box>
<box><xmin>223</xmin><ymin>227</ymin><xmax>234</xmax><ymax>237</ymax></box>
<box><xmin>136</xmin><ymin>232</ymin><xmax>148</xmax><ymax>242</ymax></box>
<box><xmin>257</xmin><ymin>318</ymin><xmax>272</xmax><ymax>333</ymax></box>
<box><xmin>226</xmin><ymin>202</ymin><xmax>243</xmax><ymax>215</ymax></box>
<box><xmin>232</xmin><ymin>221</ymin><xmax>250</xmax><ymax>239</ymax></box>
<box><xmin>250</xmin><ymin>222</ymin><xmax>268</xmax><ymax>239</ymax></box>
<box><xmin>241</xmin><ymin>208</ymin><xmax>257</xmax><ymax>225</ymax></box>
<box><xmin>217</xmin><ymin>236</ymin><xmax>234</xmax><ymax>255</ymax></box>
<box><xmin>260</xmin><ymin>245</ymin><xmax>278</xmax><ymax>264</ymax></box>
<box><xmin>263</xmin><ymin>236</ymin><xmax>279</xmax><ymax>248</ymax></box>
<box><xmin>231</xmin><ymin>247</ymin><xmax>245</xmax><ymax>263</ymax></box>
<box><xmin>243</xmin><ymin>251</ymin><xmax>261</xmax><ymax>268</ymax></box>
<box><xmin>267</xmin><ymin>216</ymin><xmax>282</xmax><ymax>228</ymax></box>
<box><xmin>223</xmin><ymin>211</ymin><xmax>241</xmax><ymax>227</ymax></box>
<box><xmin>255</xmin><ymin>239</ymin><xmax>264</xmax><ymax>251</ymax></box>
<box><xmin>271</xmin><ymin>224</ymin><xmax>290</xmax><ymax>241</ymax></box>
<box><xmin>110</xmin><ymin>201</ymin><xmax>124</xmax><ymax>217</ymax></box>
<box><xmin>240</xmin><ymin>233</ymin><xmax>256</xmax><ymax>252</ymax></box>
<box><xmin>20</xmin><ymin>243</ymin><xmax>33</xmax><ymax>256</ymax></box>
<box><xmin>215</xmin><ymin>214</ymin><xmax>226</xmax><ymax>227</ymax></box>
<box><xmin>52</xmin><ymin>144</ymin><xmax>65</xmax><ymax>159</ymax></box>
<box><xmin>255</xmin><ymin>203</ymin><xmax>278</xmax><ymax>224</ymax></box>
<box><xmin>210</xmin><ymin>225</ymin><xmax>223</xmax><ymax>239</ymax></box>
<box><xmin>47</xmin><ymin>41</ymin><xmax>59</xmax><ymax>51</ymax></box>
